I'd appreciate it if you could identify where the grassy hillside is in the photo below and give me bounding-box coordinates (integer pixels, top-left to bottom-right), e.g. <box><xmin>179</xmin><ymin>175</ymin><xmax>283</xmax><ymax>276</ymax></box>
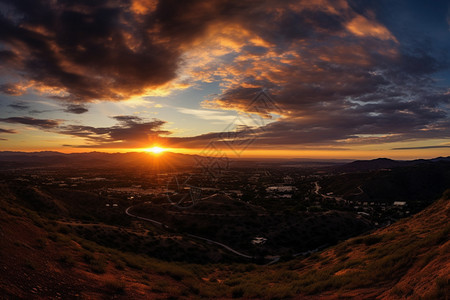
<box><xmin>214</xmin><ymin>191</ymin><xmax>449</xmax><ymax>299</ymax></box>
<box><xmin>321</xmin><ymin>161</ymin><xmax>450</xmax><ymax>212</ymax></box>
<box><xmin>0</xmin><ymin>183</ymin><xmax>448</xmax><ymax>299</ymax></box>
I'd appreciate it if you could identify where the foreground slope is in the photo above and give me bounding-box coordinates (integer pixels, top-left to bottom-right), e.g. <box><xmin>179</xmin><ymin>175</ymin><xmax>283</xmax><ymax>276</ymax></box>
<box><xmin>0</xmin><ymin>182</ymin><xmax>448</xmax><ymax>299</ymax></box>
<box><xmin>220</xmin><ymin>192</ymin><xmax>449</xmax><ymax>299</ymax></box>
<box><xmin>0</xmin><ymin>184</ymin><xmax>204</xmax><ymax>299</ymax></box>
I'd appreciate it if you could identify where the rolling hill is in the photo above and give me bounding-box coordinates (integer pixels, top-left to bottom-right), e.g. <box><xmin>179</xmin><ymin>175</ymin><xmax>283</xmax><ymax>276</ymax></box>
<box><xmin>335</xmin><ymin>156</ymin><xmax>450</xmax><ymax>173</ymax></box>
<box><xmin>1</xmin><ymin>151</ymin><xmax>449</xmax><ymax>172</ymax></box>
<box><xmin>0</xmin><ymin>180</ymin><xmax>448</xmax><ymax>299</ymax></box>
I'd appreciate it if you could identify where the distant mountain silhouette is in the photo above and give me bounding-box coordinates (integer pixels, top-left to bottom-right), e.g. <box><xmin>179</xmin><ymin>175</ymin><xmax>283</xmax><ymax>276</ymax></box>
<box><xmin>1</xmin><ymin>151</ymin><xmax>449</xmax><ymax>172</ymax></box>
<box><xmin>0</xmin><ymin>151</ymin><xmax>199</xmax><ymax>170</ymax></box>
<box><xmin>335</xmin><ymin>156</ymin><xmax>450</xmax><ymax>172</ymax></box>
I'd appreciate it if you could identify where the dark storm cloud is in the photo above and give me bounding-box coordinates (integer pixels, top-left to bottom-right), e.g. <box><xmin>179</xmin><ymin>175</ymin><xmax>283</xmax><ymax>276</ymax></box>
<box><xmin>201</xmin><ymin>1</ymin><xmax>450</xmax><ymax>146</ymax></box>
<box><xmin>63</xmin><ymin>104</ymin><xmax>88</xmax><ymax>114</ymax></box>
<box><xmin>57</xmin><ymin>115</ymin><xmax>170</xmax><ymax>147</ymax></box>
<box><xmin>60</xmin><ymin>120</ymin><xmax>231</xmax><ymax>149</ymax></box>
<box><xmin>8</xmin><ymin>103</ymin><xmax>29</xmax><ymax>110</ymax></box>
<box><xmin>0</xmin><ymin>128</ymin><xmax>16</xmax><ymax>133</ymax></box>
<box><xmin>112</xmin><ymin>115</ymin><xmax>143</xmax><ymax>123</ymax></box>
<box><xmin>0</xmin><ymin>0</ymin><xmax>449</xmax><ymax>149</ymax></box>
<box><xmin>4</xmin><ymin>104</ymin><xmax>88</xmax><ymax>116</ymax></box>
<box><xmin>29</xmin><ymin>109</ymin><xmax>57</xmax><ymax>114</ymax></box>
<box><xmin>0</xmin><ymin>83</ymin><xmax>25</xmax><ymax>95</ymax></box>
<box><xmin>0</xmin><ymin>0</ymin><xmax>306</xmax><ymax>102</ymax></box>
<box><xmin>0</xmin><ymin>0</ymin><xmax>379</xmax><ymax>102</ymax></box>
<box><xmin>392</xmin><ymin>145</ymin><xmax>450</xmax><ymax>150</ymax></box>
<box><xmin>0</xmin><ymin>0</ymin><xmax>182</xmax><ymax>102</ymax></box>
<box><xmin>0</xmin><ymin>116</ymin><xmax>61</xmax><ymax>129</ymax></box>
<box><xmin>165</xmin><ymin>131</ymin><xmax>228</xmax><ymax>148</ymax></box>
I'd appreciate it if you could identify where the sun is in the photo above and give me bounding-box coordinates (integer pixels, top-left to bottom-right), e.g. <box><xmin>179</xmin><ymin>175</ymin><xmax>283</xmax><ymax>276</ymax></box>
<box><xmin>146</xmin><ymin>146</ymin><xmax>166</xmax><ymax>154</ymax></box>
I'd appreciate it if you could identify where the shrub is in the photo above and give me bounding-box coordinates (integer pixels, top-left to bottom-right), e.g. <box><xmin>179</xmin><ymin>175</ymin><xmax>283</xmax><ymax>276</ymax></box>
<box><xmin>34</xmin><ymin>238</ymin><xmax>46</xmax><ymax>249</ymax></box>
<box><xmin>58</xmin><ymin>253</ymin><xmax>75</xmax><ymax>268</ymax></box>
<box><xmin>114</xmin><ymin>260</ymin><xmax>126</xmax><ymax>270</ymax></box>
<box><xmin>424</xmin><ymin>276</ymin><xmax>450</xmax><ymax>300</ymax></box>
<box><xmin>82</xmin><ymin>252</ymin><xmax>95</xmax><ymax>263</ymax></box>
<box><xmin>231</xmin><ymin>287</ymin><xmax>244</xmax><ymax>298</ymax></box>
<box><xmin>89</xmin><ymin>258</ymin><xmax>106</xmax><ymax>274</ymax></box>
<box><xmin>47</xmin><ymin>233</ymin><xmax>59</xmax><ymax>242</ymax></box>
<box><xmin>24</xmin><ymin>260</ymin><xmax>36</xmax><ymax>270</ymax></box>
<box><xmin>153</xmin><ymin>263</ymin><xmax>193</xmax><ymax>281</ymax></box>
<box><xmin>105</xmin><ymin>280</ymin><xmax>126</xmax><ymax>295</ymax></box>
<box><xmin>57</xmin><ymin>225</ymin><xmax>70</xmax><ymax>234</ymax></box>
<box><xmin>121</xmin><ymin>254</ymin><xmax>146</xmax><ymax>270</ymax></box>
<box><xmin>363</xmin><ymin>236</ymin><xmax>382</xmax><ymax>246</ymax></box>
<box><xmin>82</xmin><ymin>251</ymin><xmax>106</xmax><ymax>274</ymax></box>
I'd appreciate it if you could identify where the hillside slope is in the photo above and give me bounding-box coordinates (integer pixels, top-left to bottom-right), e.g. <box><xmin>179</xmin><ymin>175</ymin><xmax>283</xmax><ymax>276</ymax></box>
<box><xmin>0</xmin><ymin>184</ymin><xmax>204</xmax><ymax>299</ymax></box>
<box><xmin>218</xmin><ymin>192</ymin><xmax>450</xmax><ymax>299</ymax></box>
<box><xmin>0</xmin><ymin>184</ymin><xmax>449</xmax><ymax>299</ymax></box>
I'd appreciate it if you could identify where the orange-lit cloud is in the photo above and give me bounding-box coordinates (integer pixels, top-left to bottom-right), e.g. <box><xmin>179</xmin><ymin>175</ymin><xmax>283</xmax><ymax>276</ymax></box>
<box><xmin>130</xmin><ymin>0</ymin><xmax>158</xmax><ymax>15</ymax></box>
<box><xmin>346</xmin><ymin>14</ymin><xmax>398</xmax><ymax>41</ymax></box>
<box><xmin>0</xmin><ymin>0</ymin><xmax>449</xmax><ymax>155</ymax></box>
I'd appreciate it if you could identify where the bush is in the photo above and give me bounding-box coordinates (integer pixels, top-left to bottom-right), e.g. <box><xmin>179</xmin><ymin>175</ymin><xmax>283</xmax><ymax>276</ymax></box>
<box><xmin>82</xmin><ymin>251</ymin><xmax>106</xmax><ymax>274</ymax></box>
<box><xmin>121</xmin><ymin>254</ymin><xmax>146</xmax><ymax>270</ymax></box>
<box><xmin>105</xmin><ymin>280</ymin><xmax>126</xmax><ymax>295</ymax></box>
<box><xmin>363</xmin><ymin>236</ymin><xmax>382</xmax><ymax>246</ymax></box>
<box><xmin>34</xmin><ymin>238</ymin><xmax>46</xmax><ymax>249</ymax></box>
<box><xmin>47</xmin><ymin>233</ymin><xmax>59</xmax><ymax>242</ymax></box>
<box><xmin>58</xmin><ymin>253</ymin><xmax>75</xmax><ymax>268</ymax></box>
<box><xmin>24</xmin><ymin>260</ymin><xmax>36</xmax><ymax>270</ymax></box>
<box><xmin>231</xmin><ymin>287</ymin><xmax>244</xmax><ymax>298</ymax></box>
<box><xmin>57</xmin><ymin>225</ymin><xmax>70</xmax><ymax>234</ymax></box>
<box><xmin>114</xmin><ymin>260</ymin><xmax>126</xmax><ymax>270</ymax></box>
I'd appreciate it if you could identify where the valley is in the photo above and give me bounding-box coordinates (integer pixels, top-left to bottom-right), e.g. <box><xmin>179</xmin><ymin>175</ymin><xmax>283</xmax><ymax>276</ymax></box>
<box><xmin>0</xmin><ymin>152</ymin><xmax>449</xmax><ymax>299</ymax></box>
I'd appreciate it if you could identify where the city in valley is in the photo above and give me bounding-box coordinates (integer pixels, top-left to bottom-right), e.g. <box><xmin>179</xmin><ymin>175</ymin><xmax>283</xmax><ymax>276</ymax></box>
<box><xmin>1</xmin><ymin>152</ymin><xmax>449</xmax><ymax>298</ymax></box>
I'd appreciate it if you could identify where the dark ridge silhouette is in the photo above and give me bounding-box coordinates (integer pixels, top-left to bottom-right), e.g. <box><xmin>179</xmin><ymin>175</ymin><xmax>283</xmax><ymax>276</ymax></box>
<box><xmin>335</xmin><ymin>156</ymin><xmax>450</xmax><ymax>173</ymax></box>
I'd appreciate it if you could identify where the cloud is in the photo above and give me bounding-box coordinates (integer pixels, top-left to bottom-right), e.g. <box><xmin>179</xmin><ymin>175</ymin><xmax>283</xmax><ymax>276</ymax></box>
<box><xmin>9</xmin><ymin>103</ymin><xmax>89</xmax><ymax>114</ymax></box>
<box><xmin>0</xmin><ymin>117</ymin><xmax>61</xmax><ymax>129</ymax></box>
<box><xmin>58</xmin><ymin>115</ymin><xmax>170</xmax><ymax>148</ymax></box>
<box><xmin>29</xmin><ymin>109</ymin><xmax>57</xmax><ymax>114</ymax></box>
<box><xmin>0</xmin><ymin>0</ymin><xmax>397</xmax><ymax>103</ymax></box>
<box><xmin>0</xmin><ymin>83</ymin><xmax>28</xmax><ymax>96</ymax></box>
<box><xmin>176</xmin><ymin>108</ymin><xmax>237</xmax><ymax>123</ymax></box>
<box><xmin>0</xmin><ymin>113</ymin><xmax>173</xmax><ymax>149</ymax></box>
<box><xmin>0</xmin><ymin>0</ymin><xmax>449</xmax><ymax>150</ymax></box>
<box><xmin>63</xmin><ymin>104</ymin><xmax>88</xmax><ymax>114</ymax></box>
<box><xmin>189</xmin><ymin>1</ymin><xmax>450</xmax><ymax>147</ymax></box>
<box><xmin>0</xmin><ymin>128</ymin><xmax>16</xmax><ymax>134</ymax></box>
<box><xmin>392</xmin><ymin>145</ymin><xmax>450</xmax><ymax>150</ymax></box>
<box><xmin>8</xmin><ymin>103</ymin><xmax>30</xmax><ymax>111</ymax></box>
<box><xmin>345</xmin><ymin>14</ymin><xmax>397</xmax><ymax>41</ymax></box>
<box><xmin>0</xmin><ymin>0</ymin><xmax>184</xmax><ymax>102</ymax></box>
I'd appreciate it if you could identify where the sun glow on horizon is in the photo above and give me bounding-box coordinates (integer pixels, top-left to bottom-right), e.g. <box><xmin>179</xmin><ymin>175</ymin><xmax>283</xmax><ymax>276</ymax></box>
<box><xmin>145</xmin><ymin>146</ymin><xmax>166</xmax><ymax>154</ymax></box>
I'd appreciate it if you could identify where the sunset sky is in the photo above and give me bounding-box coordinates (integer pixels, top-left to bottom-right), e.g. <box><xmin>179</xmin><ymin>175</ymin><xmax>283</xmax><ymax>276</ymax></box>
<box><xmin>0</xmin><ymin>0</ymin><xmax>449</xmax><ymax>159</ymax></box>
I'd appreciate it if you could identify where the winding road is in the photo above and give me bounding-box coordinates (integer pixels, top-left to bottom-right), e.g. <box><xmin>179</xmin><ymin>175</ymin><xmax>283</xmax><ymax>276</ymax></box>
<box><xmin>125</xmin><ymin>205</ymin><xmax>254</xmax><ymax>259</ymax></box>
<box><xmin>313</xmin><ymin>182</ymin><xmax>364</xmax><ymax>201</ymax></box>
<box><xmin>125</xmin><ymin>206</ymin><xmax>165</xmax><ymax>227</ymax></box>
<box><xmin>125</xmin><ymin>204</ymin><xmax>331</xmax><ymax>264</ymax></box>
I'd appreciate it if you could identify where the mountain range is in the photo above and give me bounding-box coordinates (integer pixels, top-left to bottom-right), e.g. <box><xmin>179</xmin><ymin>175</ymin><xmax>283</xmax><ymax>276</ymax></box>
<box><xmin>1</xmin><ymin>151</ymin><xmax>449</xmax><ymax>171</ymax></box>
